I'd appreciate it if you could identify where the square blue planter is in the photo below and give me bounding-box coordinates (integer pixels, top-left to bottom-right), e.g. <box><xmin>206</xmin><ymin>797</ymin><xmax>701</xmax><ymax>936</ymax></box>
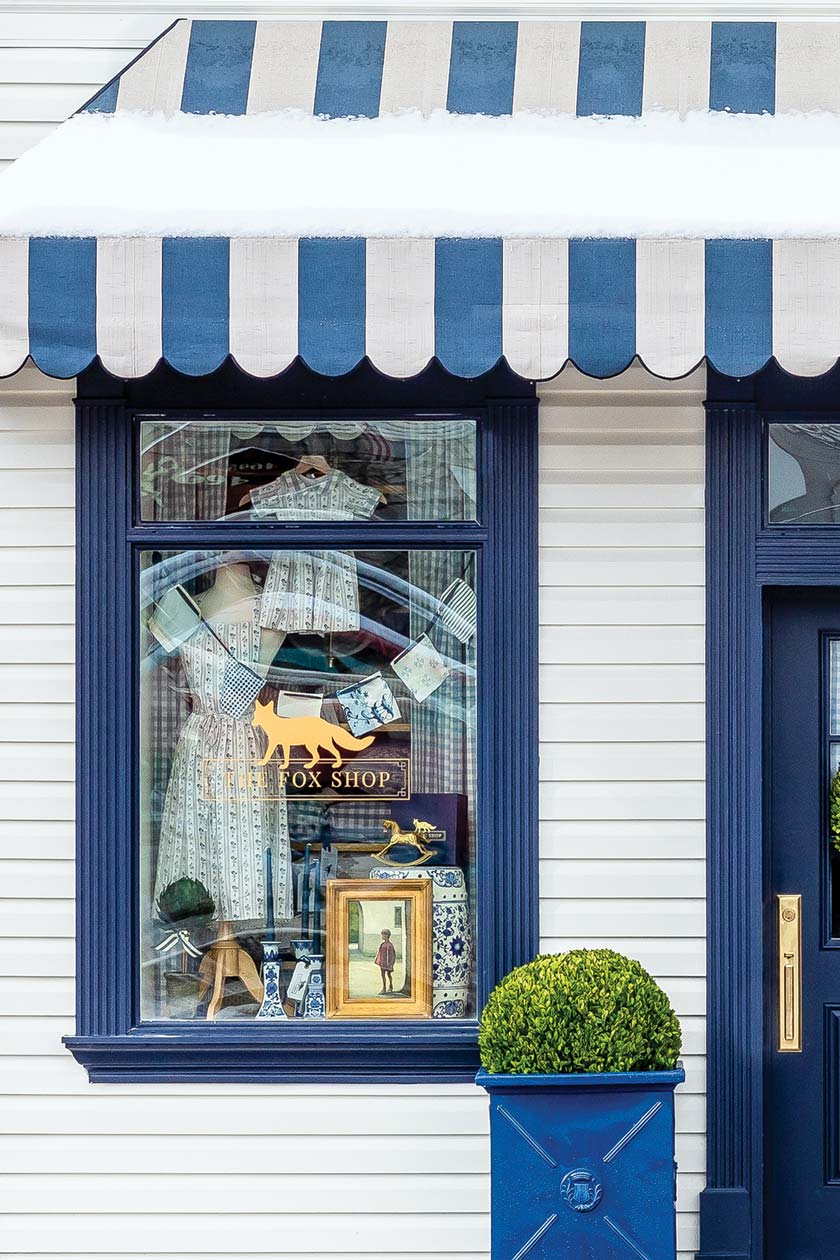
<box><xmin>477</xmin><ymin>1065</ymin><xmax>685</xmax><ymax>1260</ymax></box>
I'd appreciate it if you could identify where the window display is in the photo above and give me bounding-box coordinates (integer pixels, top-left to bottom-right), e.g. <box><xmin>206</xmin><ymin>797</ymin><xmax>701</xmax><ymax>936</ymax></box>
<box><xmin>139</xmin><ymin>418</ymin><xmax>478</xmax><ymax>523</ymax></box>
<box><xmin>140</xmin><ymin>545</ymin><xmax>477</xmax><ymax>1021</ymax></box>
<box><xmin>769</xmin><ymin>423</ymin><xmax>840</xmax><ymax>524</ymax></box>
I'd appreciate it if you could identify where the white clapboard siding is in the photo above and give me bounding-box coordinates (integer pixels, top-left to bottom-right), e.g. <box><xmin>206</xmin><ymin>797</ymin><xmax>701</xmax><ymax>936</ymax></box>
<box><xmin>0</xmin><ymin>181</ymin><xmax>706</xmax><ymax>1260</ymax></box>
<box><xmin>537</xmin><ymin>365</ymin><xmax>706</xmax><ymax>1247</ymax></box>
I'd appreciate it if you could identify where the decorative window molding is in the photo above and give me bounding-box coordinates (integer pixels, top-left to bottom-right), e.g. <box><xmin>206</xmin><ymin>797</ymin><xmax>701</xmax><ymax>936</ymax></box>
<box><xmin>63</xmin><ymin>361</ymin><xmax>539</xmax><ymax>1083</ymax></box>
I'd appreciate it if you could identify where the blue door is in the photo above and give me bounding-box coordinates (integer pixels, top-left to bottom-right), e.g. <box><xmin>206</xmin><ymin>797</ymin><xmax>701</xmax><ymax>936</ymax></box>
<box><xmin>768</xmin><ymin>589</ymin><xmax>840</xmax><ymax>1257</ymax></box>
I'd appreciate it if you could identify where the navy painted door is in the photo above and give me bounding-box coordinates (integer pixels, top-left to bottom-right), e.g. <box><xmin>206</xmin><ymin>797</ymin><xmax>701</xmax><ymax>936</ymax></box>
<box><xmin>767</xmin><ymin>589</ymin><xmax>840</xmax><ymax>1258</ymax></box>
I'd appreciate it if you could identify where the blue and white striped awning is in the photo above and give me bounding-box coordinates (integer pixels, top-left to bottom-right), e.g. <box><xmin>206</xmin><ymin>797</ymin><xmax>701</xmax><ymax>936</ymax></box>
<box><xmin>4</xmin><ymin>18</ymin><xmax>840</xmax><ymax>381</ymax></box>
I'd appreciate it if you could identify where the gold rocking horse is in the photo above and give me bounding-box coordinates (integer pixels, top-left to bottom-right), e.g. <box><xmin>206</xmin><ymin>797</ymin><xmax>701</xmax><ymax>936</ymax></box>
<box><xmin>374</xmin><ymin>818</ymin><xmax>438</xmax><ymax>867</ymax></box>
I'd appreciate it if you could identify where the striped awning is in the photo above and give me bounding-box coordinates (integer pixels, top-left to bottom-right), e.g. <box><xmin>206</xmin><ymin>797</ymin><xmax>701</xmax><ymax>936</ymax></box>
<box><xmin>4</xmin><ymin>19</ymin><xmax>840</xmax><ymax>381</ymax></box>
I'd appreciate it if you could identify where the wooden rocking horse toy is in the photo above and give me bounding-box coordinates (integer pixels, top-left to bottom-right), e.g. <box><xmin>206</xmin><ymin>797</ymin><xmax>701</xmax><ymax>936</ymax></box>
<box><xmin>374</xmin><ymin>818</ymin><xmax>438</xmax><ymax>867</ymax></box>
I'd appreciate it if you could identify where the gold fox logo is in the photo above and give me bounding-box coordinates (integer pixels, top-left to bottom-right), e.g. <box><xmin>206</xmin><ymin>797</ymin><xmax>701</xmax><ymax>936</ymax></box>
<box><xmin>252</xmin><ymin>699</ymin><xmax>375</xmax><ymax>770</ymax></box>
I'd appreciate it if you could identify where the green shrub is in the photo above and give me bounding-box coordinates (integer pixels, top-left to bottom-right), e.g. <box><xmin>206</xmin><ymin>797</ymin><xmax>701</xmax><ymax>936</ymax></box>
<box><xmin>479</xmin><ymin>949</ymin><xmax>681</xmax><ymax>1075</ymax></box>
<box><xmin>830</xmin><ymin>764</ymin><xmax>840</xmax><ymax>855</ymax></box>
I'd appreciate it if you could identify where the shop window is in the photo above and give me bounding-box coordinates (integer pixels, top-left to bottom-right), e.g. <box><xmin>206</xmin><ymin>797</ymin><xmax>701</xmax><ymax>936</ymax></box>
<box><xmin>768</xmin><ymin>423</ymin><xmax>840</xmax><ymax>524</ymax></box>
<box><xmin>66</xmin><ymin>392</ymin><xmax>537</xmax><ymax>1080</ymax></box>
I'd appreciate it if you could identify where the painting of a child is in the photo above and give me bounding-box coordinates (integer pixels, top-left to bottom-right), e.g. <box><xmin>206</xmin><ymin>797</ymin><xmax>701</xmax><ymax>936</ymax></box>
<box><xmin>374</xmin><ymin>928</ymin><xmax>396</xmax><ymax>994</ymax></box>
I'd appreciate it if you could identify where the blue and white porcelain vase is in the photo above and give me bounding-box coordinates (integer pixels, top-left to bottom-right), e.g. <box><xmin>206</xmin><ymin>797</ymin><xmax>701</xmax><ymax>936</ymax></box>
<box><xmin>256</xmin><ymin>940</ymin><xmax>288</xmax><ymax>1020</ymax></box>
<box><xmin>371</xmin><ymin>866</ymin><xmax>472</xmax><ymax>1018</ymax></box>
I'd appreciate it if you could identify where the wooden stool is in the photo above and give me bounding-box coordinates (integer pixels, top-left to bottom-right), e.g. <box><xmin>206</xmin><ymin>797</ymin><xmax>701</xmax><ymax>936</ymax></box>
<box><xmin>197</xmin><ymin>922</ymin><xmax>264</xmax><ymax>1019</ymax></box>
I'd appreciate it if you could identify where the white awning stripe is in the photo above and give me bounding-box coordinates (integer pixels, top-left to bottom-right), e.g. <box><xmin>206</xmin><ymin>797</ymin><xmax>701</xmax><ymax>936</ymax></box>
<box><xmin>366</xmin><ymin>238</ymin><xmax>436</xmax><ymax>379</ymax></box>
<box><xmin>0</xmin><ymin>238</ymin><xmax>28</xmax><ymax>378</ymax></box>
<box><xmin>96</xmin><ymin>238</ymin><xmax>162</xmax><ymax>378</ymax></box>
<box><xmin>229</xmin><ymin>238</ymin><xmax>299</xmax><ymax>378</ymax></box>
<box><xmin>636</xmin><ymin>240</ymin><xmax>706</xmax><ymax>380</ymax></box>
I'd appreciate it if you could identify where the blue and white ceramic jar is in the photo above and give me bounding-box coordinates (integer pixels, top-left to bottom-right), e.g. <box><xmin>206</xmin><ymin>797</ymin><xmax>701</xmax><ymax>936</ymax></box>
<box><xmin>370</xmin><ymin>866</ymin><xmax>472</xmax><ymax>1018</ymax></box>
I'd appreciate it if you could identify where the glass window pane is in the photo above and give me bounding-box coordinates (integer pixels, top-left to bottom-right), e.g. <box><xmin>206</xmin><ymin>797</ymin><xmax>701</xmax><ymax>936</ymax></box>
<box><xmin>139</xmin><ymin>418</ymin><xmax>477</xmax><ymax>522</ymax></box>
<box><xmin>828</xmin><ymin>643</ymin><xmax>840</xmax><ymax>938</ymax></box>
<box><xmin>769</xmin><ymin>423</ymin><xmax>840</xmax><ymax>524</ymax></box>
<box><xmin>139</xmin><ymin>549</ymin><xmax>477</xmax><ymax>1021</ymax></box>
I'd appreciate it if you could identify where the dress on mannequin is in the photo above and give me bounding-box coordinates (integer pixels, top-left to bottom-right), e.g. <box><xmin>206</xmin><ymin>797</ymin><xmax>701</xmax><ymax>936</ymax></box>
<box><xmin>153</xmin><ymin>564</ymin><xmax>292</xmax><ymax>922</ymax></box>
<box><xmin>251</xmin><ymin>470</ymin><xmax>380</xmax><ymax>633</ymax></box>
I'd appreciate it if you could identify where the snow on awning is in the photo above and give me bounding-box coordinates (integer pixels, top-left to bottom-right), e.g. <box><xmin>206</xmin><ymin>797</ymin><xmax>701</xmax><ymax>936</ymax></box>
<box><xmin>5</xmin><ymin>18</ymin><xmax>840</xmax><ymax>380</ymax></box>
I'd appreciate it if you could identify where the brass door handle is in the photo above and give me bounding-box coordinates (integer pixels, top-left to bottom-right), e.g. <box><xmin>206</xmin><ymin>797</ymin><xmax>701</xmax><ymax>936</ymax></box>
<box><xmin>778</xmin><ymin>895</ymin><xmax>802</xmax><ymax>1052</ymax></box>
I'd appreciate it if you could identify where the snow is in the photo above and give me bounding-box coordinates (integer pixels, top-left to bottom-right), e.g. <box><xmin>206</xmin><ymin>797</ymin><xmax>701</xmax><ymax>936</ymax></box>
<box><xmin>3</xmin><ymin>107</ymin><xmax>840</xmax><ymax>238</ymax></box>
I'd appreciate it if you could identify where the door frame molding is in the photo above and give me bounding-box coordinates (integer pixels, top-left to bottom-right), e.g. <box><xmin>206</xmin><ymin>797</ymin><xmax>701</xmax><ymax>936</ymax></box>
<box><xmin>699</xmin><ymin>364</ymin><xmax>840</xmax><ymax>1260</ymax></box>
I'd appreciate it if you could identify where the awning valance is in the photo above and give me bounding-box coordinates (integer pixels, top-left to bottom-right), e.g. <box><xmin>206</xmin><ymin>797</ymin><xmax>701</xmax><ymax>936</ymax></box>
<box><xmin>4</xmin><ymin>18</ymin><xmax>840</xmax><ymax>381</ymax></box>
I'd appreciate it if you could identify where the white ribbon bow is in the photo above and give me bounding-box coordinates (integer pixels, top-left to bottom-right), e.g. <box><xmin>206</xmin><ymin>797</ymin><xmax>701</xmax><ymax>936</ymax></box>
<box><xmin>155</xmin><ymin>929</ymin><xmax>202</xmax><ymax>959</ymax></box>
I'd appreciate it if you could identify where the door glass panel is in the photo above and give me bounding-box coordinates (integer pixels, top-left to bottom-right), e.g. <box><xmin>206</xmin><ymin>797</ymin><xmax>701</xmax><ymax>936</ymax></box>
<box><xmin>769</xmin><ymin>423</ymin><xmax>840</xmax><ymax>524</ymax></box>
<box><xmin>828</xmin><ymin>640</ymin><xmax>840</xmax><ymax>937</ymax></box>
<box><xmin>139</xmin><ymin>548</ymin><xmax>477</xmax><ymax>1021</ymax></box>
<box><xmin>139</xmin><ymin>418</ymin><xmax>477</xmax><ymax>523</ymax></box>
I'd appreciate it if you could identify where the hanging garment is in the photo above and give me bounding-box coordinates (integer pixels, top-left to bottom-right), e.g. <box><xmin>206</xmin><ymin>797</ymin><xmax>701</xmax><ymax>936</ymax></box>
<box><xmin>154</xmin><ymin>611</ymin><xmax>291</xmax><ymax>922</ymax></box>
<box><xmin>252</xmin><ymin>469</ymin><xmax>380</xmax><ymax>632</ymax></box>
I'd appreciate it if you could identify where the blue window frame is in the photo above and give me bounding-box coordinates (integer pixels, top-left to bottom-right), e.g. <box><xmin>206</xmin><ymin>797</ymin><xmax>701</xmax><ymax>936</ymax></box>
<box><xmin>64</xmin><ymin>363</ymin><xmax>539</xmax><ymax>1082</ymax></box>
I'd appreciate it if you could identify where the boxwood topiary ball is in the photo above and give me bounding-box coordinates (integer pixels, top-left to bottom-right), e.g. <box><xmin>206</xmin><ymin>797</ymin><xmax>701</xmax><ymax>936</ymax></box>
<box><xmin>478</xmin><ymin>949</ymin><xmax>681</xmax><ymax>1075</ymax></box>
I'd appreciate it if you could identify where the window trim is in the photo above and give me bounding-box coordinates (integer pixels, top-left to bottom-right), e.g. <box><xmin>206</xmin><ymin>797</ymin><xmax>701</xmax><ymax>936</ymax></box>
<box><xmin>64</xmin><ymin>367</ymin><xmax>539</xmax><ymax>1083</ymax></box>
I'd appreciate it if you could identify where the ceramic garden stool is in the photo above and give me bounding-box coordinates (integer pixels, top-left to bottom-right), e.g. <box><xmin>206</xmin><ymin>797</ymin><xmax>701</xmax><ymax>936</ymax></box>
<box><xmin>370</xmin><ymin>866</ymin><xmax>472</xmax><ymax>1017</ymax></box>
<box><xmin>477</xmin><ymin>1067</ymin><xmax>685</xmax><ymax>1260</ymax></box>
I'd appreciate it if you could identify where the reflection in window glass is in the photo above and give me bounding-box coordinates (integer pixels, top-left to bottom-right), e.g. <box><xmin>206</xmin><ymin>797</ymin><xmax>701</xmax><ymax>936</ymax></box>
<box><xmin>139</xmin><ymin>549</ymin><xmax>477</xmax><ymax>1021</ymax></box>
<box><xmin>140</xmin><ymin>418</ymin><xmax>477</xmax><ymax>523</ymax></box>
<box><xmin>769</xmin><ymin>424</ymin><xmax>840</xmax><ymax>524</ymax></box>
<box><xmin>829</xmin><ymin>642</ymin><xmax>840</xmax><ymax>938</ymax></box>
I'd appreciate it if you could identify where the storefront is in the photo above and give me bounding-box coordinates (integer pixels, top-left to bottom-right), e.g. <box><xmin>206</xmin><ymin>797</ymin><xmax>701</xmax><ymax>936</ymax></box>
<box><xmin>4</xmin><ymin>15</ymin><xmax>840</xmax><ymax>1259</ymax></box>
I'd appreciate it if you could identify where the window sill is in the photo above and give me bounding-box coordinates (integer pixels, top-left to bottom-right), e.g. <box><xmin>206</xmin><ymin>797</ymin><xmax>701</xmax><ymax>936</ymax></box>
<box><xmin>64</xmin><ymin>1020</ymin><xmax>480</xmax><ymax>1083</ymax></box>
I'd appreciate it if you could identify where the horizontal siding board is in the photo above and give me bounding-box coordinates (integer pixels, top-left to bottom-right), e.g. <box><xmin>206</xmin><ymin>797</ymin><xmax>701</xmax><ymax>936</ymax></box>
<box><xmin>540</xmin><ymin>741</ymin><xmax>704</xmax><ymax>781</ymax></box>
<box><xmin>539</xmin><ymin>819</ymin><xmax>706</xmax><ymax>859</ymax></box>
<box><xmin>0</xmin><ymin>1132</ymin><xmax>491</xmax><ymax>1175</ymax></box>
<box><xmin>540</xmin><ymin>548</ymin><xmax>704</xmax><ymax>587</ymax></box>
<box><xmin>0</xmin><ymin>1090</ymin><xmax>704</xmax><ymax>1136</ymax></box>
<box><xmin>0</xmin><ymin>510</ymin><xmax>74</xmax><ymax>546</ymax></box>
<box><xmin>0</xmin><ymin>860</ymin><xmax>74</xmax><ymax>897</ymax></box>
<box><xmin>540</xmin><ymin>443</ymin><xmax>704</xmax><ymax>472</ymax></box>
<box><xmin>540</xmin><ymin>859</ymin><xmax>704</xmax><ymax>899</ymax></box>
<box><xmin>540</xmin><ymin>476</ymin><xmax>705</xmax><ymax>509</ymax></box>
<box><xmin>538</xmin><ymin>625</ymin><xmax>704</xmax><ymax>663</ymax></box>
<box><xmin>0</xmin><ymin>664</ymin><xmax>75</xmax><ymax>703</ymax></box>
<box><xmin>540</xmin><ymin>898</ymin><xmax>705</xmax><ymax>938</ymax></box>
<box><xmin>0</xmin><ymin>745</ymin><xmax>74</xmax><ymax>780</ymax></box>
<box><xmin>0</xmin><ymin>626</ymin><xmax>74</xmax><ymax>661</ymax></box>
<box><xmin>541</xmin><ymin>701</ymin><xmax>704</xmax><ymax>742</ymax></box>
<box><xmin>0</xmin><ymin>1214</ymin><xmax>493</xmax><ymax>1252</ymax></box>
<box><xmin>540</xmin><ymin>517</ymin><xmax>704</xmax><ymax>547</ymax></box>
<box><xmin>0</xmin><ymin>431</ymin><xmax>74</xmax><ymax>467</ymax></box>
<box><xmin>0</xmin><ymin>1172</ymin><xmax>489</xmax><ymax>1214</ymax></box>
<box><xmin>0</xmin><ymin>703</ymin><xmax>74</xmax><ymax>739</ymax></box>
<box><xmin>0</xmin><ymin>900</ymin><xmax>74</xmax><ymax>937</ymax></box>
<box><xmin>0</xmin><ymin>938</ymin><xmax>74</xmax><ymax>977</ymax></box>
<box><xmin>0</xmin><ymin>550</ymin><xmax>74</xmax><ymax>585</ymax></box>
<box><xmin>539</xmin><ymin>664</ymin><xmax>704</xmax><ymax>703</ymax></box>
<box><xmin>0</xmin><ymin>783</ymin><xmax>74</xmax><ymax>820</ymax></box>
<box><xmin>0</xmin><ymin>470</ymin><xmax>74</xmax><ymax>507</ymax></box>
<box><xmin>541</xmin><ymin>587</ymin><xmax>705</xmax><ymax>626</ymax></box>
<box><xmin>0</xmin><ymin>820</ymin><xmax>75</xmax><ymax>859</ymax></box>
<box><xmin>0</xmin><ymin>587</ymin><xmax>75</xmax><ymax>624</ymax></box>
<box><xmin>540</xmin><ymin>780</ymin><xmax>705</xmax><ymax>820</ymax></box>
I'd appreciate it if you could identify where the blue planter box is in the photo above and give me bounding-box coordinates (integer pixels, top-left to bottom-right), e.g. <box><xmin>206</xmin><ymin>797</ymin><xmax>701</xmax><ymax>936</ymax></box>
<box><xmin>476</xmin><ymin>1066</ymin><xmax>685</xmax><ymax>1260</ymax></box>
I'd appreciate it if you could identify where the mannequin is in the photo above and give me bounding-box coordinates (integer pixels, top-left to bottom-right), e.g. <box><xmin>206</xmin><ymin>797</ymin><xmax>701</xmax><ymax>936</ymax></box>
<box><xmin>196</xmin><ymin>561</ymin><xmax>284</xmax><ymax>664</ymax></box>
<box><xmin>153</xmin><ymin>558</ymin><xmax>293</xmax><ymax>933</ymax></box>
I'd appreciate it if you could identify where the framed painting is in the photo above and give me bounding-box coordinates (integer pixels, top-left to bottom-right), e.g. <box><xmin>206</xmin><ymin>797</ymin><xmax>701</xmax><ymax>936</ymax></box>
<box><xmin>326</xmin><ymin>879</ymin><xmax>432</xmax><ymax>1018</ymax></box>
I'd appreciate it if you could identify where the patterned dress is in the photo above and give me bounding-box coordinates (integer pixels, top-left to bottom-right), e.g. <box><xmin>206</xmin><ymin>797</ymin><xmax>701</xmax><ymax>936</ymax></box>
<box><xmin>154</xmin><ymin>612</ymin><xmax>291</xmax><ymax>922</ymax></box>
<box><xmin>252</xmin><ymin>469</ymin><xmax>380</xmax><ymax>633</ymax></box>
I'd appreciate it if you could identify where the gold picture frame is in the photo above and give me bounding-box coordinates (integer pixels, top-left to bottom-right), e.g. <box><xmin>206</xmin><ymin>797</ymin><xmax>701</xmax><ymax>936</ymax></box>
<box><xmin>326</xmin><ymin>879</ymin><xmax>432</xmax><ymax>1019</ymax></box>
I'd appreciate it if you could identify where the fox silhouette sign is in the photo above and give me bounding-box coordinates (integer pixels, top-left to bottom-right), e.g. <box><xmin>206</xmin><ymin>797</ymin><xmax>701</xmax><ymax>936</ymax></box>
<box><xmin>201</xmin><ymin>701</ymin><xmax>410</xmax><ymax>802</ymax></box>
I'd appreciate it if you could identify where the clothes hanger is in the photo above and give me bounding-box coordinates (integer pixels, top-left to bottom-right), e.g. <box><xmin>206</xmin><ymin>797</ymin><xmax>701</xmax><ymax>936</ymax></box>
<box><xmin>293</xmin><ymin>453</ymin><xmax>332</xmax><ymax>478</ymax></box>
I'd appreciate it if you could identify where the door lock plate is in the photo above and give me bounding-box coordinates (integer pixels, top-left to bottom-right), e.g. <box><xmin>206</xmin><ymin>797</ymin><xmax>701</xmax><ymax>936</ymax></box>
<box><xmin>778</xmin><ymin>894</ymin><xmax>802</xmax><ymax>1053</ymax></box>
